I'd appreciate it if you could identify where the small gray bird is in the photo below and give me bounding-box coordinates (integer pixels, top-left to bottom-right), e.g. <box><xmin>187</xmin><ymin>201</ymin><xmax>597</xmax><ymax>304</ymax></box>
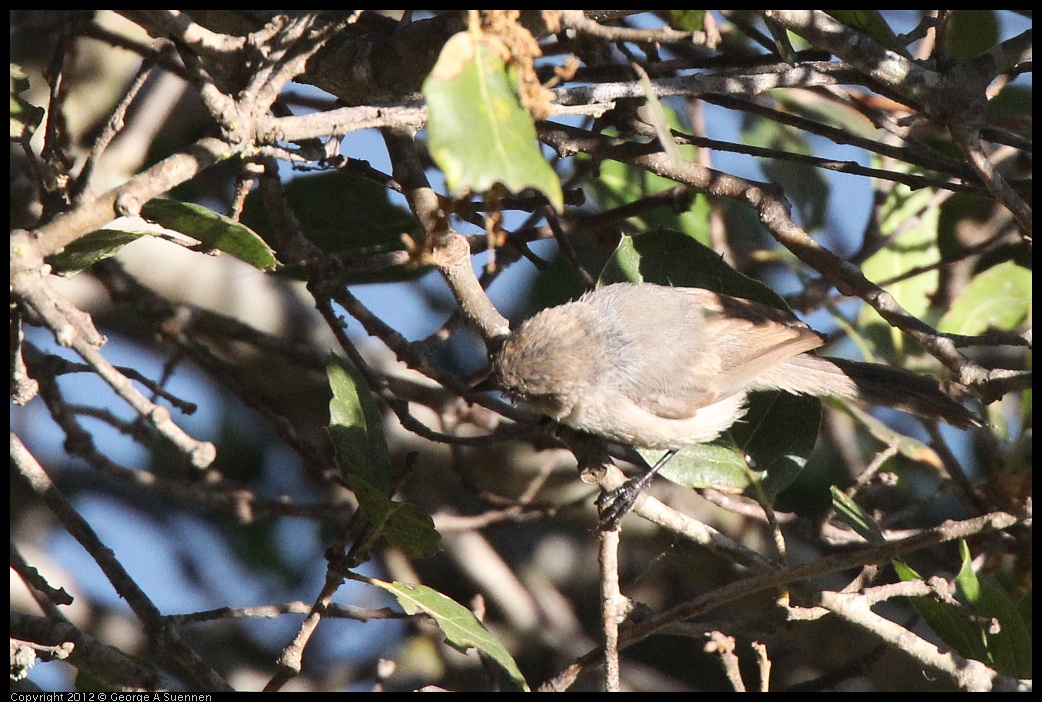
<box><xmin>493</xmin><ymin>282</ymin><xmax>980</xmax><ymax>525</ymax></box>
<box><xmin>494</xmin><ymin>282</ymin><xmax>979</xmax><ymax>464</ymax></box>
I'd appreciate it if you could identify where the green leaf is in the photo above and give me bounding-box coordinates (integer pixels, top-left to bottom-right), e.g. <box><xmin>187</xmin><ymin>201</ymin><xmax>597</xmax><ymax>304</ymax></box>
<box><xmin>830</xmin><ymin>486</ymin><xmax>886</xmax><ymax>545</ymax></box>
<box><xmin>648</xmin><ymin>442</ymin><xmax>754</xmax><ymax>493</ymax></box>
<box><xmin>944</xmin><ymin>10</ymin><xmax>1000</xmax><ymax>61</ymax></box>
<box><xmin>894</xmin><ymin>559</ymin><xmax>991</xmax><ymax>665</ymax></box>
<box><xmin>633</xmin><ymin>63</ymin><xmax>683</xmax><ymax>169</ymax></box>
<box><xmin>763</xmin><ymin>16</ymin><xmax>799</xmax><ymax>64</ymax></box>
<box><xmin>46</xmin><ymin>229</ymin><xmax>151</xmax><ymax>277</ymax></box>
<box><xmin>842</xmin><ymin>403</ymin><xmax>945</xmax><ymax>468</ymax></box>
<box><xmin>240</xmin><ymin>171</ymin><xmax>426</xmax><ymax>284</ymax></box>
<box><xmin>824</xmin><ymin>11</ymin><xmax>913</xmax><ymax>58</ymax></box>
<box><xmin>368</xmin><ymin>579</ymin><xmax>530</xmax><ymax>691</ymax></box>
<box><xmin>655</xmin><ymin>392</ymin><xmax>819</xmax><ymax>499</ymax></box>
<box><xmin>741</xmin><ymin>112</ymin><xmax>829</xmax><ymax>232</ymax></box>
<box><xmin>589</xmin><ymin>158</ymin><xmax>711</xmax><ymax>239</ymax></box>
<box><xmin>938</xmin><ymin>261</ymin><xmax>1031</xmax><ymax>335</ymax></box>
<box><xmin>729</xmin><ymin>391</ymin><xmax>819</xmax><ymax>500</ymax></box>
<box><xmin>326</xmin><ymin>356</ymin><xmax>440</xmax><ymax>558</ymax></box>
<box><xmin>380</xmin><ymin>500</ymin><xmax>441</xmax><ymax>559</ymax></box>
<box><xmin>140</xmin><ymin>198</ymin><xmax>278</xmax><ymax>271</ymax></box>
<box><xmin>663</xmin><ymin>10</ymin><xmax>707</xmax><ymax>33</ymax></box>
<box><xmin>954</xmin><ymin>539</ymin><xmax>982</xmax><ymax>605</ymax></box>
<box><xmin>953</xmin><ymin>541</ymin><xmax>1033</xmax><ymax>677</ymax></box>
<box><xmin>424</xmin><ymin>29</ymin><xmax>563</xmax><ymax>211</ymax></box>
<box><xmin>599</xmin><ymin>229</ymin><xmax>792</xmax><ymax>310</ymax></box>
<box><xmin>867</xmin><ymin>182</ymin><xmax>941</xmax><ymax>317</ymax></box>
<box><xmin>896</xmin><ymin>542</ymin><xmax>1033</xmax><ymax>677</ymax></box>
<box><xmin>348</xmin><ymin>474</ymin><xmax>440</xmax><ymax>559</ymax></box>
<box><xmin>986</xmin><ymin>84</ymin><xmax>1033</xmax><ymax>122</ymax></box>
<box><xmin>972</xmin><ymin>577</ymin><xmax>1033</xmax><ymax>678</ymax></box>
<box><xmin>45</xmin><ymin>197</ymin><xmax>277</xmax><ymax>276</ymax></box>
<box><xmin>859</xmin><ymin>177</ymin><xmax>942</xmax><ymax>357</ymax></box>
<box><xmin>773</xmin><ymin>90</ymin><xmax>880</xmax><ymax>140</ymax></box>
<box><xmin>584</xmin><ymin>108</ymin><xmax>709</xmax><ymax>241</ymax></box>
<box><xmin>326</xmin><ymin>354</ymin><xmax>391</xmax><ymax>490</ymax></box>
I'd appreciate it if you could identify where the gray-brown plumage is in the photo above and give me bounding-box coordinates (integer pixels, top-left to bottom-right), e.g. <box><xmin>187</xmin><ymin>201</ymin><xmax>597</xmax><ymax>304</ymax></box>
<box><xmin>493</xmin><ymin>282</ymin><xmax>980</xmax><ymax>450</ymax></box>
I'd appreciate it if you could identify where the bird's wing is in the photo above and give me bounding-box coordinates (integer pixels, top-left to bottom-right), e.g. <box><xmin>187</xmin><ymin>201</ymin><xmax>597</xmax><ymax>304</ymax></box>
<box><xmin>609</xmin><ymin>287</ymin><xmax>825</xmax><ymax>419</ymax></box>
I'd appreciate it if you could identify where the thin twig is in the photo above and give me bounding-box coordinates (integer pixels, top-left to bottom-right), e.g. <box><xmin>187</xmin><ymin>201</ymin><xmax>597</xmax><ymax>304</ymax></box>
<box><xmin>11</xmin><ymin>431</ymin><xmax>232</xmax><ymax>691</ymax></box>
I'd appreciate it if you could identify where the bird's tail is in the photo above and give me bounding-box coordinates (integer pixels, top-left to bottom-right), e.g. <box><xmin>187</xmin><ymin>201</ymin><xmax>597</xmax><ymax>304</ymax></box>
<box><xmin>759</xmin><ymin>354</ymin><xmax>982</xmax><ymax>429</ymax></box>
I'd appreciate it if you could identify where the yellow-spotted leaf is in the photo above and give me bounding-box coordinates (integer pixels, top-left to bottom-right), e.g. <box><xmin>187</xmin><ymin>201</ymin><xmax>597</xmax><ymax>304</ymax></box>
<box><xmin>423</xmin><ymin>30</ymin><xmax>563</xmax><ymax>212</ymax></box>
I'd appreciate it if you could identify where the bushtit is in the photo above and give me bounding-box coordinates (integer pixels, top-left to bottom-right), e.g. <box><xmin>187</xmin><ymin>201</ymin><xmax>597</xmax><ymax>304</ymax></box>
<box><xmin>493</xmin><ymin>282</ymin><xmax>980</xmax><ymax>513</ymax></box>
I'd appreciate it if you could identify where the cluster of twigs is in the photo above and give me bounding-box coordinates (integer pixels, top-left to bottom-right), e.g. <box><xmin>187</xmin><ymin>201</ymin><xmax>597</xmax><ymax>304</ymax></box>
<box><xmin>11</xmin><ymin>11</ymin><xmax>1031</xmax><ymax>692</ymax></box>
